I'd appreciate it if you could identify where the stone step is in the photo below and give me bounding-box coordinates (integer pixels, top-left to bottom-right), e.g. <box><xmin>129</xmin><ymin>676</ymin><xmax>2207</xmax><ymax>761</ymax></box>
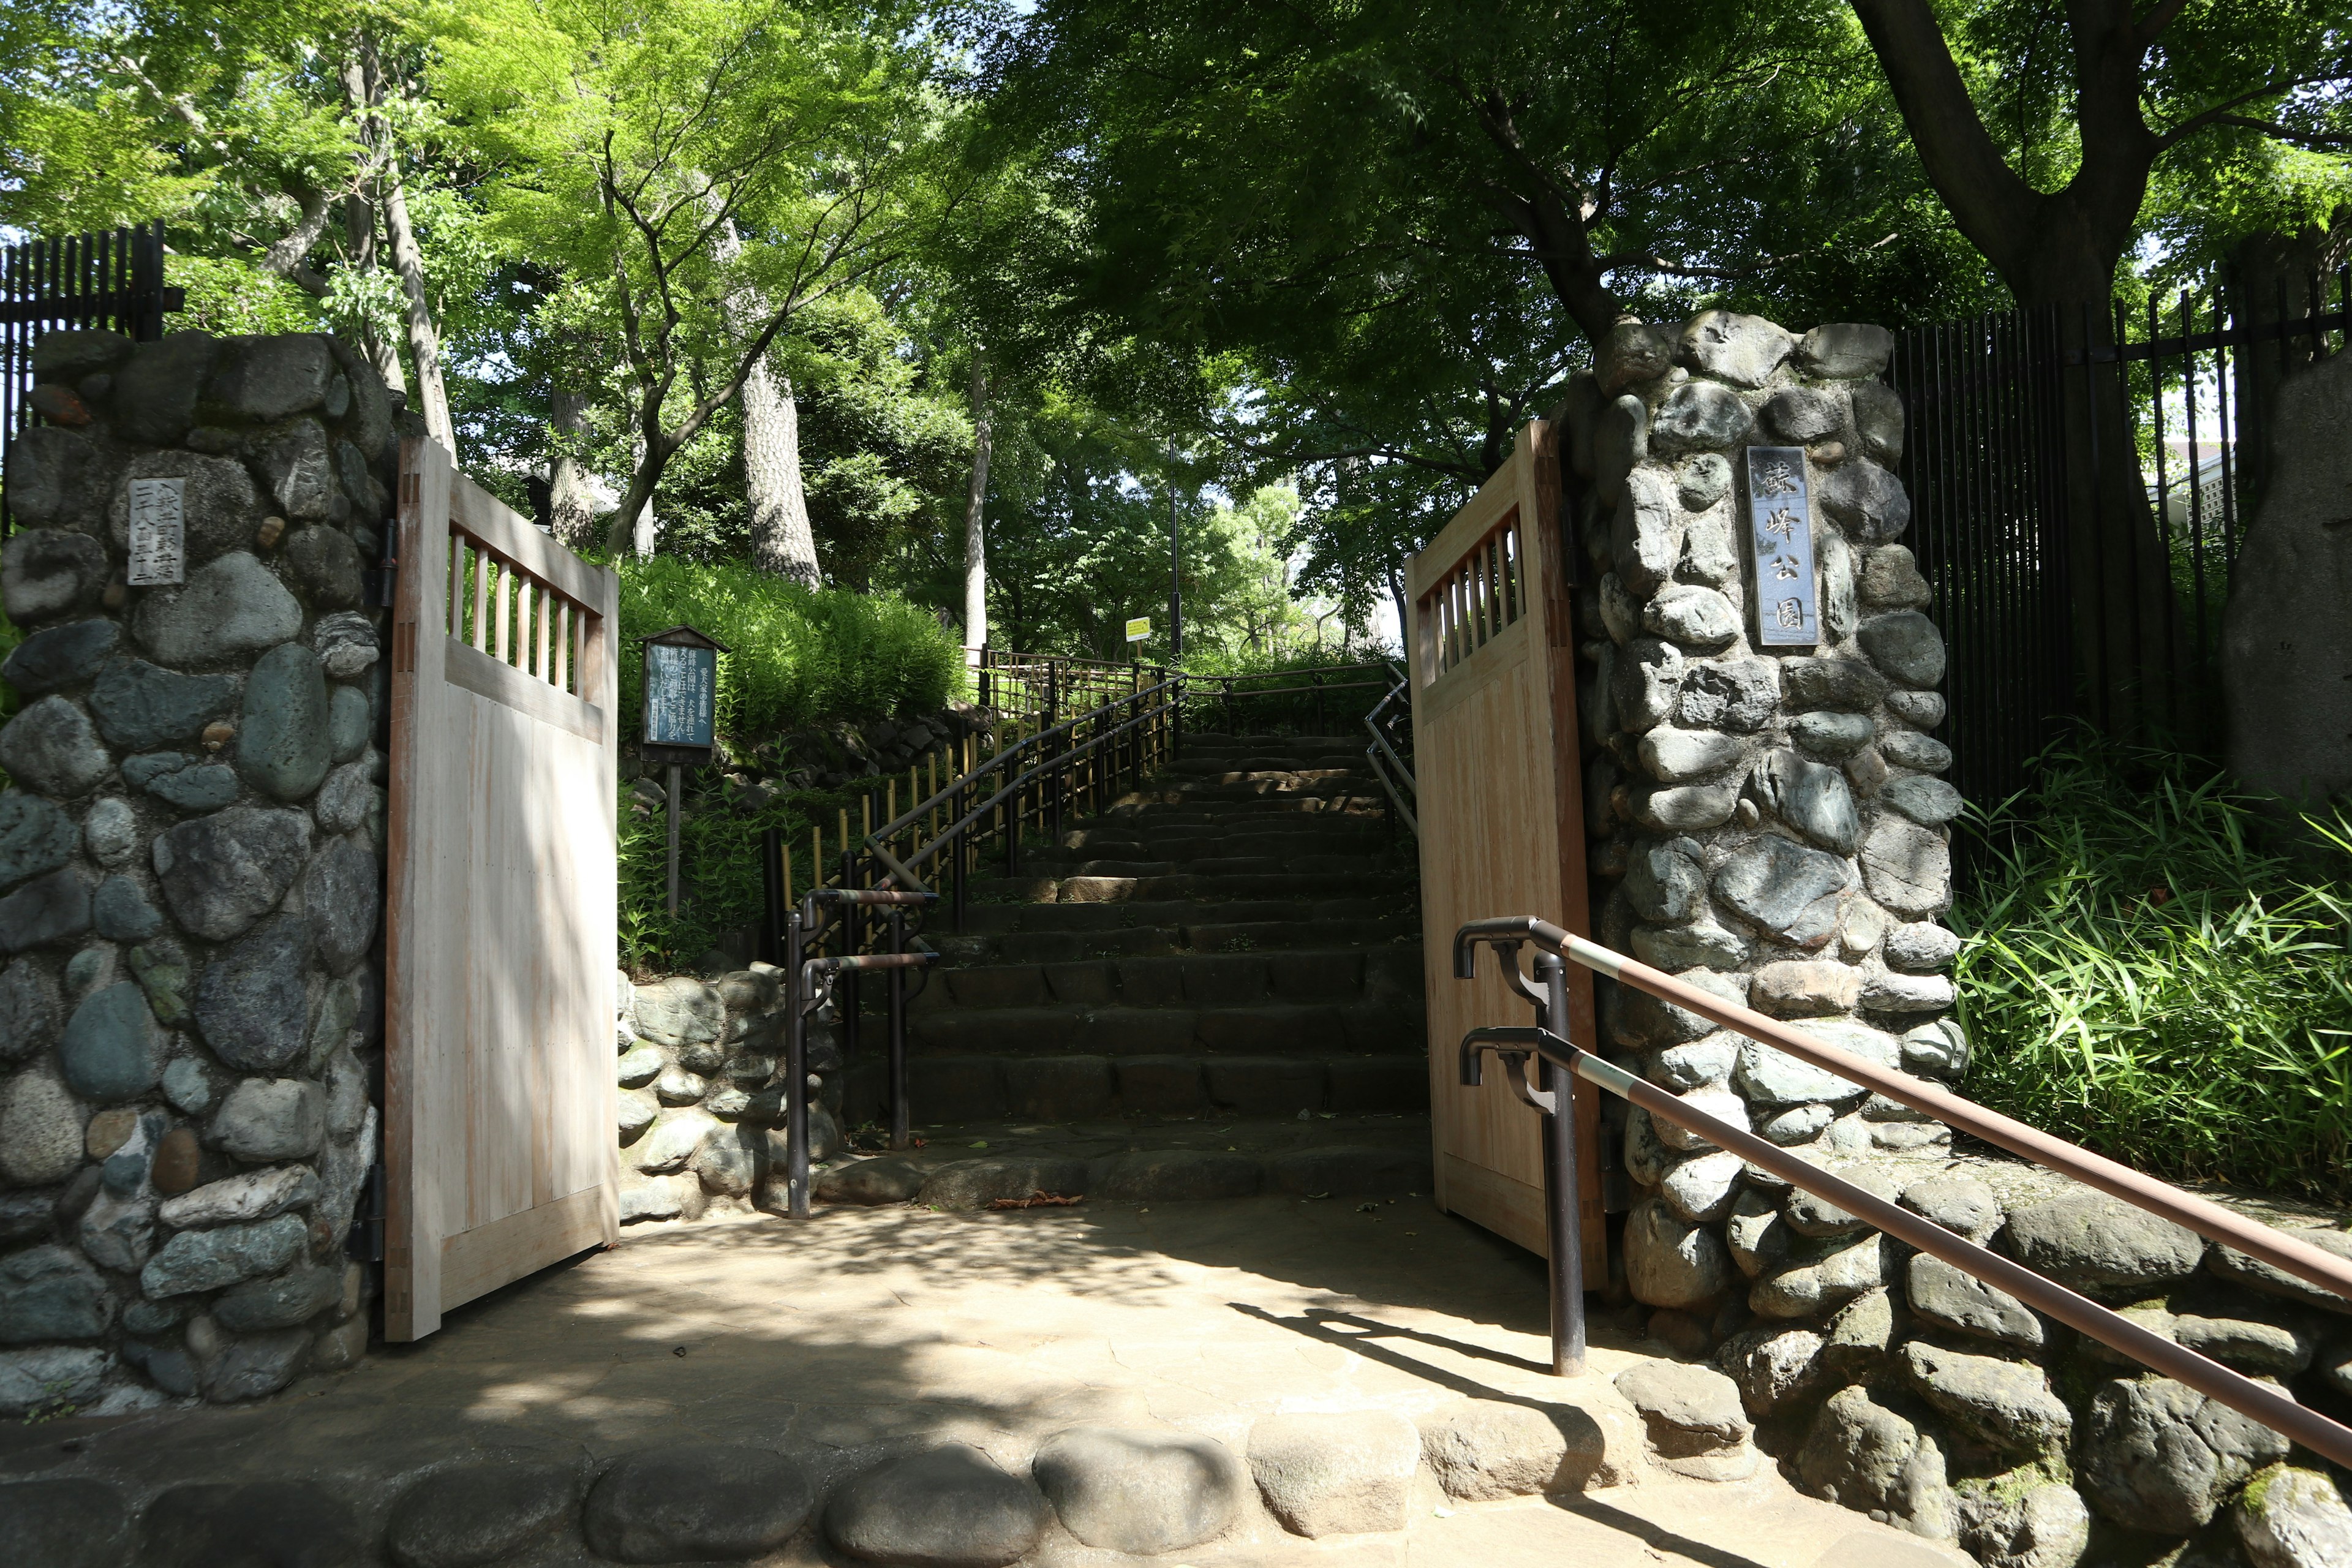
<box><xmin>1163</xmin><ymin>759</ymin><xmax>1363</xmax><ymax>781</ymax></box>
<box><xmin>955</xmin><ymin>894</ymin><xmax>1406</xmax><ymax>936</ymax></box>
<box><xmin>965</xmin><ymin>869</ymin><xmax>1412</xmax><ymax>906</ymax></box>
<box><xmin>1107</xmin><ymin>788</ymin><xmax>1384</xmax><ymax>815</ymax></box>
<box><xmin>842</xmin><ymin>1054</ymin><xmax>1429</xmax><ymax>1123</ymax></box>
<box><xmin>1173</xmin><ymin>732</ymin><xmax>1368</xmax><ymax>753</ymax></box>
<box><xmin>940</xmin><ymin>915</ymin><xmax>1416</xmax><ymax>967</ymax></box>
<box><xmin>819</xmin><ymin>1127</ymin><xmax>1434</xmax><ymax>1209</ymax></box>
<box><xmin>911</xmin><ymin>948</ymin><xmax>1418</xmax><ymax>1014</ymax></box>
<box><xmin>1050</xmin><ymin>824</ymin><xmax>1387</xmax><ymax>856</ymax></box>
<box><xmin>905</xmin><ymin>1000</ymin><xmax>1423</xmax><ymax>1058</ymax></box>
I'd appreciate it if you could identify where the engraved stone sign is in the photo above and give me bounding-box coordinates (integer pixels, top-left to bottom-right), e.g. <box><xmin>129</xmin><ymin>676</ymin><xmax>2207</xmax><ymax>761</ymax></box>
<box><xmin>126</xmin><ymin>476</ymin><xmax>187</xmax><ymax>586</ymax></box>
<box><xmin>1743</xmin><ymin>446</ymin><xmax>1818</xmax><ymax>647</ymax></box>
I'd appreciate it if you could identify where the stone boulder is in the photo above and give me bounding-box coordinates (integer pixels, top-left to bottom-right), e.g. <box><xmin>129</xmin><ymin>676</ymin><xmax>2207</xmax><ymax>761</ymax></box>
<box><xmin>385</xmin><ymin>1458</ymin><xmax>583</xmax><ymax>1568</ymax></box>
<box><xmin>2234</xmin><ymin>1464</ymin><xmax>2352</xmax><ymax>1568</ymax></box>
<box><xmin>2079</xmin><ymin>1374</ymin><xmax>2290</xmax><ymax>1536</ymax></box>
<box><xmin>1900</xmin><ymin>1342</ymin><xmax>2071</xmax><ymax>1455</ymax></box>
<box><xmin>1613</xmin><ymin>1360</ymin><xmax>1757</xmax><ymax>1480</ymax></box>
<box><xmin>2000</xmin><ymin>1191</ymin><xmax>2204</xmax><ymax>1300</ymax></box>
<box><xmin>582</xmin><ymin>1444</ymin><xmax>813</xmax><ymax>1565</ymax></box>
<box><xmin>1031</xmin><ymin>1427</ymin><xmax>1246</xmax><ymax>1555</ymax></box>
<box><xmin>1624</xmin><ymin>1196</ymin><xmax>1731</xmax><ymax>1308</ymax></box>
<box><xmin>1796</xmin><ymin>1386</ymin><xmax>1955</xmax><ymax>1540</ymax></box>
<box><xmin>824</xmin><ymin>1444</ymin><xmax>1048</xmax><ymax>1567</ymax></box>
<box><xmin>1245</xmin><ymin>1411</ymin><xmax>1420</xmax><ymax>1538</ymax></box>
<box><xmin>1417</xmin><ymin>1400</ymin><xmax>1612</xmax><ymax>1499</ymax></box>
<box><xmin>1958</xmin><ymin>1479</ymin><xmax>2090</xmax><ymax>1568</ymax></box>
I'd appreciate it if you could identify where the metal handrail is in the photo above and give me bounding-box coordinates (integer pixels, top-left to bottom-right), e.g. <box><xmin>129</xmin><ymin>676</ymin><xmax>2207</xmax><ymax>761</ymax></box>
<box><xmin>1363</xmin><ymin>662</ymin><xmax>1415</xmax><ymax>834</ymax></box>
<box><xmin>1453</xmin><ymin>918</ymin><xmax>2352</xmax><ymax>1469</ymax></box>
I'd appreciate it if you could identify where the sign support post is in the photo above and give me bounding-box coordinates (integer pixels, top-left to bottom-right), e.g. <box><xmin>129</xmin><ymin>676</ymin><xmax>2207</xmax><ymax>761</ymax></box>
<box><xmin>641</xmin><ymin>625</ymin><xmax>730</xmax><ymax>921</ymax></box>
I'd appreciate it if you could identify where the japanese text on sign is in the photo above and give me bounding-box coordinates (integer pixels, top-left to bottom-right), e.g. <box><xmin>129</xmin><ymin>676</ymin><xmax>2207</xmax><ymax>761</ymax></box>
<box><xmin>1743</xmin><ymin>447</ymin><xmax>1818</xmax><ymax>649</ymax></box>
<box><xmin>126</xmin><ymin>477</ymin><xmax>187</xmax><ymax>587</ymax></box>
<box><xmin>1124</xmin><ymin>617</ymin><xmax>1152</xmax><ymax>643</ymax></box>
<box><xmin>643</xmin><ymin>642</ymin><xmax>717</xmax><ymax>750</ymax></box>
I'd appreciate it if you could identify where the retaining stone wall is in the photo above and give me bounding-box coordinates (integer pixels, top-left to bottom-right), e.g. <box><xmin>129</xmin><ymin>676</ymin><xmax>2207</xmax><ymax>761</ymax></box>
<box><xmin>1562</xmin><ymin>308</ymin><xmax>2352</xmax><ymax>1565</ymax></box>
<box><xmin>0</xmin><ymin>327</ymin><xmax>393</xmax><ymax>1414</ymax></box>
<box><xmin>614</xmin><ymin>965</ymin><xmax>843</xmax><ymax>1221</ymax></box>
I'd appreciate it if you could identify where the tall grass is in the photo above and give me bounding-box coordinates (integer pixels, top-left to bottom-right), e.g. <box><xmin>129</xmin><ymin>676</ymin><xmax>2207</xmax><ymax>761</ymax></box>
<box><xmin>1954</xmin><ymin>735</ymin><xmax>2352</xmax><ymax>1202</ymax></box>
<box><xmin>615</xmin><ymin>556</ymin><xmax>965</xmax><ymax>746</ymax></box>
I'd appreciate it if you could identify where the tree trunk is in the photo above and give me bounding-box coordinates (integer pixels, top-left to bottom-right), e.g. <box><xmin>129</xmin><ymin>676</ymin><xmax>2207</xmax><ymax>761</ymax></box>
<box><xmin>549</xmin><ymin>383</ymin><xmax>597</xmax><ymax>549</ymax></box>
<box><xmin>629</xmin><ymin>431</ymin><xmax>662</xmax><ymax>559</ymax></box>
<box><xmin>336</xmin><ymin>50</ymin><xmax>407</xmax><ymax>398</ymax></box>
<box><xmin>742</xmin><ymin>361</ymin><xmax>816</xmax><ymax>582</ymax></box>
<box><xmin>381</xmin><ymin>168</ymin><xmax>451</xmax><ymax>449</ymax></box>
<box><xmin>706</xmin><ymin>203</ymin><xmax>820</xmax><ymax>582</ymax></box>
<box><xmin>962</xmin><ymin>348</ymin><xmax>992</xmax><ymax>658</ymax></box>
<box><xmin>341</xmin><ymin>193</ymin><xmax>405</xmax><ymax>395</ymax></box>
<box><xmin>2008</xmin><ymin>266</ymin><xmax>2187</xmax><ymax>741</ymax></box>
<box><xmin>350</xmin><ymin>37</ymin><xmax>451</xmax><ymax>449</ymax></box>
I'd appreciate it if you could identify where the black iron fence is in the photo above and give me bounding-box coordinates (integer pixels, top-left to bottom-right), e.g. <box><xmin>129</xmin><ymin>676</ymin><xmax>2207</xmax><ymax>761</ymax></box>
<box><xmin>1885</xmin><ymin>271</ymin><xmax>2352</xmax><ymax>816</ymax></box>
<box><xmin>1885</xmin><ymin>308</ymin><xmax>2074</xmax><ymax>816</ymax></box>
<box><xmin>2</xmin><ymin>221</ymin><xmax>183</xmax><ymax>533</ymax></box>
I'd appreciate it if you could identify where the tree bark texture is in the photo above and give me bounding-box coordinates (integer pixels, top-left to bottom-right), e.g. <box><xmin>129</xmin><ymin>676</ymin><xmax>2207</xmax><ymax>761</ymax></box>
<box><xmin>549</xmin><ymin>383</ymin><xmax>597</xmax><ymax>550</ymax></box>
<box><xmin>630</xmin><ymin>431</ymin><xmax>662</xmax><ymax>560</ymax></box>
<box><xmin>1852</xmin><ymin>0</ymin><xmax>2186</xmax><ymax>735</ymax></box>
<box><xmin>962</xmin><ymin>348</ymin><xmax>992</xmax><ymax>657</ymax></box>
<box><xmin>336</xmin><ymin>51</ymin><xmax>407</xmax><ymax>399</ymax></box>
<box><xmin>708</xmin><ymin>204</ymin><xmax>820</xmax><ymax>583</ymax></box>
<box><xmin>347</xmin><ymin>36</ymin><xmax>452</xmax><ymax>449</ymax></box>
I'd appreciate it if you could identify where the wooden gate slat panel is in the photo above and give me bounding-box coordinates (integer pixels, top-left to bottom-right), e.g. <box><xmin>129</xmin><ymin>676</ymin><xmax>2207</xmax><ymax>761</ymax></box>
<box><xmin>385</xmin><ymin>438</ymin><xmax>618</xmax><ymax>1342</ymax></box>
<box><xmin>1408</xmin><ymin>420</ymin><xmax>1604</xmax><ymax>1275</ymax></box>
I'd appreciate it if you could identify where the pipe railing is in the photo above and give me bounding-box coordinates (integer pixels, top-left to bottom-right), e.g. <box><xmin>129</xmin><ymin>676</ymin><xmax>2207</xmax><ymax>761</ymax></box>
<box><xmin>1177</xmin><ymin>662</ymin><xmax>1392</xmax><ymax>737</ymax></box>
<box><xmin>752</xmin><ymin>655</ymin><xmax>1408</xmax><ymax>1207</ymax></box>
<box><xmin>772</xmin><ymin>884</ymin><xmax>938</xmax><ymax>1218</ymax></box>
<box><xmin>1362</xmin><ymin>662</ymin><xmax>1415</xmax><ymax>836</ymax></box>
<box><xmin>1453</xmin><ymin>916</ymin><xmax>2352</xmax><ymax>1470</ymax></box>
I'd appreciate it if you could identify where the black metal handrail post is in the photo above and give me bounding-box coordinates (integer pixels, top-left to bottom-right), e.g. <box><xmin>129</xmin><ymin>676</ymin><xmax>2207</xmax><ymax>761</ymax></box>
<box><xmin>759</xmin><ymin>827</ymin><xmax>785</xmax><ymax>963</ymax></box>
<box><xmin>783</xmin><ymin>909</ymin><xmax>810</xmax><ymax>1219</ymax></box>
<box><xmin>836</xmin><ymin>847</ymin><xmax>860</xmax><ymax>1060</ymax></box>
<box><xmin>1535</xmin><ymin>952</ymin><xmax>1586</xmax><ymax>1374</ymax></box>
<box><xmin>888</xmin><ymin>908</ymin><xmax>910</xmax><ymax>1150</ymax></box>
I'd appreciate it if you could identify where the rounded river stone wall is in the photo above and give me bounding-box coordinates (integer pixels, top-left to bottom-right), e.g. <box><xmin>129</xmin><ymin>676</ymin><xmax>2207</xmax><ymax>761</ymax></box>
<box><xmin>0</xmin><ymin>327</ymin><xmax>392</xmax><ymax>1414</ymax></box>
<box><xmin>615</xmin><ymin>965</ymin><xmax>843</xmax><ymax>1222</ymax></box>
<box><xmin>1561</xmin><ymin>308</ymin><xmax>2352</xmax><ymax>1564</ymax></box>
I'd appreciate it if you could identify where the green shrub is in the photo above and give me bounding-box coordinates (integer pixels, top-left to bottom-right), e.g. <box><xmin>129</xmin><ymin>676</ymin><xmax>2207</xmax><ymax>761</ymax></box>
<box><xmin>614</xmin><ymin>556</ymin><xmax>965</xmax><ymax>749</ymax></box>
<box><xmin>1953</xmin><ymin>735</ymin><xmax>2352</xmax><ymax>1202</ymax></box>
<box><xmin>609</xmin><ymin>559</ymin><xmax>966</xmax><ymax>973</ymax></box>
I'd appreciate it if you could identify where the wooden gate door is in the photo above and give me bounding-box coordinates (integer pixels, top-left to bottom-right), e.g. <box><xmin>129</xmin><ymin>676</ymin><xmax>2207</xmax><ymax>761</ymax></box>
<box><xmin>1406</xmin><ymin>420</ymin><xmax>1604</xmax><ymax>1274</ymax></box>
<box><xmin>383</xmin><ymin>439</ymin><xmax>620</xmax><ymax>1341</ymax></box>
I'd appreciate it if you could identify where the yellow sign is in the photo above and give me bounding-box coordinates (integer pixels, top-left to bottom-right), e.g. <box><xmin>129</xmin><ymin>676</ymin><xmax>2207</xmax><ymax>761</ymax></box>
<box><xmin>1124</xmin><ymin>617</ymin><xmax>1152</xmax><ymax>643</ymax></box>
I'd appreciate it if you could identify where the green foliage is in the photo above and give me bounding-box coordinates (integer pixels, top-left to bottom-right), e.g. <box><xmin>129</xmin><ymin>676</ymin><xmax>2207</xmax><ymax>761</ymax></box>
<box><xmin>1954</xmin><ymin>736</ymin><xmax>2352</xmax><ymax>1202</ymax></box>
<box><xmin>614</xmin><ymin>557</ymin><xmax>965</xmax><ymax>748</ymax></box>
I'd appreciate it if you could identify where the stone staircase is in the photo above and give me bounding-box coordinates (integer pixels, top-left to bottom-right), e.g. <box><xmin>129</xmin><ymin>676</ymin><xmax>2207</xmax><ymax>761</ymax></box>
<box><xmin>827</xmin><ymin>731</ymin><xmax>1435</xmax><ymax>1204</ymax></box>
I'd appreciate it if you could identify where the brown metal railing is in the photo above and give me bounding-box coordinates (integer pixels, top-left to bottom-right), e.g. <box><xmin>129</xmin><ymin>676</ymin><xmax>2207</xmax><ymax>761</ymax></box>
<box><xmin>1453</xmin><ymin>915</ymin><xmax>2352</xmax><ymax>1469</ymax></box>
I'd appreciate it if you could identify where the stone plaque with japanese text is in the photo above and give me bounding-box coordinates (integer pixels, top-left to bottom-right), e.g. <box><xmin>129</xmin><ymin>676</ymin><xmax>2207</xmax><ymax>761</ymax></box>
<box><xmin>1743</xmin><ymin>447</ymin><xmax>1818</xmax><ymax>647</ymax></box>
<box><xmin>126</xmin><ymin>476</ymin><xmax>187</xmax><ymax>587</ymax></box>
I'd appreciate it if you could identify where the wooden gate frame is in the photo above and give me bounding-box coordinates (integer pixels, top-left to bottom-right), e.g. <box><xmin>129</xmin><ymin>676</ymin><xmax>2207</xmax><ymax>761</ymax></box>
<box><xmin>383</xmin><ymin>439</ymin><xmax>620</xmax><ymax>1341</ymax></box>
<box><xmin>1406</xmin><ymin>419</ymin><xmax>1604</xmax><ymax>1274</ymax></box>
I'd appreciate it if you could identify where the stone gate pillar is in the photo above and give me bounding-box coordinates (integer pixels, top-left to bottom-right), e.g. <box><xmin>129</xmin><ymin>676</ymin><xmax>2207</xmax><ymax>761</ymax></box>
<box><xmin>1561</xmin><ymin>309</ymin><xmax>1962</xmax><ymax>1314</ymax></box>
<box><xmin>0</xmin><ymin>328</ymin><xmax>396</xmax><ymax>1411</ymax></box>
